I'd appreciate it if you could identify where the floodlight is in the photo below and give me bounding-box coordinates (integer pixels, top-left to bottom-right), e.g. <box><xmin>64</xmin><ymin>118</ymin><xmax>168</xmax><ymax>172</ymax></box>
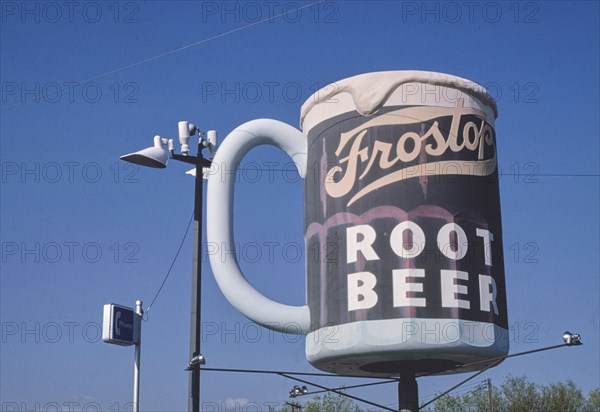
<box><xmin>205</xmin><ymin>130</ymin><xmax>218</xmax><ymax>160</ymax></box>
<box><xmin>562</xmin><ymin>331</ymin><xmax>582</xmax><ymax>346</ymax></box>
<box><xmin>185</xmin><ymin>354</ymin><xmax>206</xmax><ymax>370</ymax></box>
<box><xmin>178</xmin><ymin>121</ymin><xmax>198</xmax><ymax>155</ymax></box>
<box><xmin>289</xmin><ymin>385</ymin><xmax>307</xmax><ymax>398</ymax></box>
<box><xmin>120</xmin><ymin>135</ymin><xmax>173</xmax><ymax>168</ymax></box>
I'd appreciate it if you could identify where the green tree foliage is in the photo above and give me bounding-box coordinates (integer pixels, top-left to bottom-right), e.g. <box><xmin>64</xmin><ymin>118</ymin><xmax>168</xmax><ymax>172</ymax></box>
<box><xmin>269</xmin><ymin>391</ymin><xmax>364</xmax><ymax>412</ymax></box>
<box><xmin>302</xmin><ymin>392</ymin><xmax>363</xmax><ymax>412</ymax></box>
<box><xmin>428</xmin><ymin>375</ymin><xmax>598</xmax><ymax>412</ymax></box>
<box><xmin>500</xmin><ymin>375</ymin><xmax>542</xmax><ymax>411</ymax></box>
<box><xmin>583</xmin><ymin>388</ymin><xmax>600</xmax><ymax>412</ymax></box>
<box><xmin>541</xmin><ymin>380</ymin><xmax>584</xmax><ymax>412</ymax></box>
<box><xmin>431</xmin><ymin>383</ymin><xmax>501</xmax><ymax>412</ymax></box>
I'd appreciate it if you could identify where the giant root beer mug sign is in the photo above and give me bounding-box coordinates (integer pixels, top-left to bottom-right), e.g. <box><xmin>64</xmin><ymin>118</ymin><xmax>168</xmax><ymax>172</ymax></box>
<box><xmin>207</xmin><ymin>71</ymin><xmax>509</xmax><ymax>377</ymax></box>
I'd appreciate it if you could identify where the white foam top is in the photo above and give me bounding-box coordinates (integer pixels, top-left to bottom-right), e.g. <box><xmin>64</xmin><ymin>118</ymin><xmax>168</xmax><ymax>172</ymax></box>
<box><xmin>300</xmin><ymin>71</ymin><xmax>498</xmax><ymax>130</ymax></box>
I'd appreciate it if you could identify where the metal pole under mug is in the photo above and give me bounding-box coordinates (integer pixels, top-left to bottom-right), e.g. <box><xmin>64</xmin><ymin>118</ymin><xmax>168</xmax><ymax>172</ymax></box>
<box><xmin>398</xmin><ymin>373</ymin><xmax>418</xmax><ymax>412</ymax></box>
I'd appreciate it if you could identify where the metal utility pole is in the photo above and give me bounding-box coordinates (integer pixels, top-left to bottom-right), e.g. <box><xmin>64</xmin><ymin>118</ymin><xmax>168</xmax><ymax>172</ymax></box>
<box><xmin>133</xmin><ymin>300</ymin><xmax>143</xmax><ymax>412</ymax></box>
<box><xmin>189</xmin><ymin>146</ymin><xmax>204</xmax><ymax>412</ymax></box>
<box><xmin>285</xmin><ymin>401</ymin><xmax>302</xmax><ymax>411</ymax></box>
<box><xmin>120</xmin><ymin>124</ymin><xmax>215</xmax><ymax>412</ymax></box>
<box><xmin>169</xmin><ymin>140</ymin><xmax>212</xmax><ymax>412</ymax></box>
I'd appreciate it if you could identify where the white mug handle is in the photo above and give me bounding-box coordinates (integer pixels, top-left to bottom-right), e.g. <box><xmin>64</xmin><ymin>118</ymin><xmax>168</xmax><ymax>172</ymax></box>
<box><xmin>206</xmin><ymin>119</ymin><xmax>310</xmax><ymax>335</ymax></box>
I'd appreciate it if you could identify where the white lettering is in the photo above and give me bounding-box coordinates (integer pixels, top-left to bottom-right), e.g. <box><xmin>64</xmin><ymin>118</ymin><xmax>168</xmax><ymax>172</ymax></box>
<box><xmin>393</xmin><ymin>269</ymin><xmax>426</xmax><ymax>307</ymax></box>
<box><xmin>438</xmin><ymin>223</ymin><xmax>468</xmax><ymax>260</ymax></box>
<box><xmin>476</xmin><ymin>228</ymin><xmax>494</xmax><ymax>266</ymax></box>
<box><xmin>347</xmin><ymin>272</ymin><xmax>378</xmax><ymax>311</ymax></box>
<box><xmin>441</xmin><ymin>270</ymin><xmax>470</xmax><ymax>309</ymax></box>
<box><xmin>479</xmin><ymin>274</ymin><xmax>499</xmax><ymax>315</ymax></box>
<box><xmin>390</xmin><ymin>221</ymin><xmax>425</xmax><ymax>258</ymax></box>
<box><xmin>346</xmin><ymin>225</ymin><xmax>380</xmax><ymax>264</ymax></box>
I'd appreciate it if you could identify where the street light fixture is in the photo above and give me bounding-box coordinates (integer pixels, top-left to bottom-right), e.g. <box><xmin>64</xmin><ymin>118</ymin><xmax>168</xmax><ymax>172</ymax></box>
<box><xmin>185</xmin><ymin>354</ymin><xmax>206</xmax><ymax>371</ymax></box>
<box><xmin>120</xmin><ymin>135</ymin><xmax>173</xmax><ymax>168</ymax></box>
<box><xmin>562</xmin><ymin>331</ymin><xmax>582</xmax><ymax>346</ymax></box>
<box><xmin>289</xmin><ymin>385</ymin><xmax>309</xmax><ymax>398</ymax></box>
<box><xmin>120</xmin><ymin>121</ymin><xmax>217</xmax><ymax>412</ymax></box>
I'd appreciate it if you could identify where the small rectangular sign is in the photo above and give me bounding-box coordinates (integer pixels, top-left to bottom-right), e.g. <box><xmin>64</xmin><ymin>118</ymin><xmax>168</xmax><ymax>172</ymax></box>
<box><xmin>102</xmin><ymin>304</ymin><xmax>139</xmax><ymax>346</ymax></box>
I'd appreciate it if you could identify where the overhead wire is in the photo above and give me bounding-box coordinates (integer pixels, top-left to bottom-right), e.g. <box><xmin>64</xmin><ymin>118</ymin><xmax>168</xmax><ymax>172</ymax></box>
<box><xmin>0</xmin><ymin>1</ymin><xmax>327</xmax><ymax>112</ymax></box>
<box><xmin>278</xmin><ymin>373</ymin><xmax>397</xmax><ymax>412</ymax></box>
<box><xmin>199</xmin><ymin>342</ymin><xmax>577</xmax><ymax>410</ymax></box>
<box><xmin>144</xmin><ymin>210</ymin><xmax>194</xmax><ymax>317</ymax></box>
<box><xmin>419</xmin><ymin>380</ymin><xmax>486</xmax><ymax>404</ymax></box>
<box><xmin>228</xmin><ymin>167</ymin><xmax>599</xmax><ymax>178</ymax></box>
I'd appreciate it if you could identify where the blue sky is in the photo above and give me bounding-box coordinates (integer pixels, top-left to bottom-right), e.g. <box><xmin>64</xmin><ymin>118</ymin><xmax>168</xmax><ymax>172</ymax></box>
<box><xmin>1</xmin><ymin>1</ymin><xmax>598</xmax><ymax>410</ymax></box>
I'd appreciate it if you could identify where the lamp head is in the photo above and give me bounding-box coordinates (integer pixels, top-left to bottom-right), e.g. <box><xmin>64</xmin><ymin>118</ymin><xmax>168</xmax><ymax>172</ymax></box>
<box><xmin>178</xmin><ymin>121</ymin><xmax>198</xmax><ymax>155</ymax></box>
<box><xmin>185</xmin><ymin>354</ymin><xmax>206</xmax><ymax>371</ymax></box>
<box><xmin>206</xmin><ymin>130</ymin><xmax>218</xmax><ymax>159</ymax></box>
<box><xmin>563</xmin><ymin>331</ymin><xmax>582</xmax><ymax>346</ymax></box>
<box><xmin>120</xmin><ymin>135</ymin><xmax>170</xmax><ymax>168</ymax></box>
<box><xmin>289</xmin><ymin>385</ymin><xmax>306</xmax><ymax>398</ymax></box>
